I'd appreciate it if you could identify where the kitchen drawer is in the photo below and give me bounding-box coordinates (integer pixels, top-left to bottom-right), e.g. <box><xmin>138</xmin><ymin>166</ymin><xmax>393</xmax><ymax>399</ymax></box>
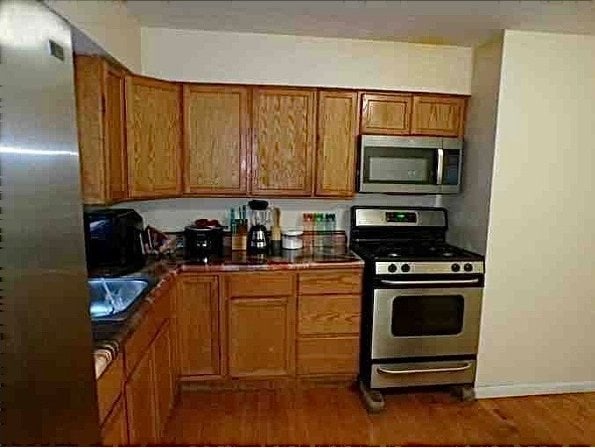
<box><xmin>96</xmin><ymin>354</ymin><xmax>124</xmax><ymax>423</ymax></box>
<box><xmin>297</xmin><ymin>336</ymin><xmax>359</xmax><ymax>375</ymax></box>
<box><xmin>298</xmin><ymin>295</ymin><xmax>360</xmax><ymax>335</ymax></box>
<box><xmin>226</xmin><ymin>272</ymin><xmax>295</xmax><ymax>298</ymax></box>
<box><xmin>298</xmin><ymin>270</ymin><xmax>362</xmax><ymax>295</ymax></box>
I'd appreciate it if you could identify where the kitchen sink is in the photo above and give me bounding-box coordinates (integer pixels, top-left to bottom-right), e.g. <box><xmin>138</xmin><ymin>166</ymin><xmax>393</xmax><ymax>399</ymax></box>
<box><xmin>89</xmin><ymin>277</ymin><xmax>155</xmax><ymax>322</ymax></box>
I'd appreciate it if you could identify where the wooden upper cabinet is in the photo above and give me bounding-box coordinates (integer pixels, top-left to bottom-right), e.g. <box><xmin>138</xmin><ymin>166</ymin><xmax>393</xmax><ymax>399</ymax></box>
<box><xmin>360</xmin><ymin>92</ymin><xmax>412</xmax><ymax>135</ymax></box>
<box><xmin>315</xmin><ymin>90</ymin><xmax>358</xmax><ymax>197</ymax></box>
<box><xmin>411</xmin><ymin>95</ymin><xmax>466</xmax><ymax>137</ymax></box>
<box><xmin>74</xmin><ymin>56</ymin><xmax>127</xmax><ymax>204</ymax></box>
<box><xmin>104</xmin><ymin>65</ymin><xmax>127</xmax><ymax>201</ymax></box>
<box><xmin>176</xmin><ymin>275</ymin><xmax>221</xmax><ymax>377</ymax></box>
<box><xmin>228</xmin><ymin>296</ymin><xmax>296</xmax><ymax>378</ymax></box>
<box><xmin>251</xmin><ymin>87</ymin><xmax>316</xmax><ymax>196</ymax></box>
<box><xmin>183</xmin><ymin>85</ymin><xmax>250</xmax><ymax>195</ymax></box>
<box><xmin>126</xmin><ymin>75</ymin><xmax>182</xmax><ymax>198</ymax></box>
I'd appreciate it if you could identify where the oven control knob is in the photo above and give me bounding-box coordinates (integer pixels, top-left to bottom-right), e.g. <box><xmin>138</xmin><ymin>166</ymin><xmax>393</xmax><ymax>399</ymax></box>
<box><xmin>451</xmin><ymin>263</ymin><xmax>461</xmax><ymax>272</ymax></box>
<box><xmin>388</xmin><ymin>264</ymin><xmax>397</xmax><ymax>273</ymax></box>
<box><xmin>464</xmin><ymin>263</ymin><xmax>473</xmax><ymax>272</ymax></box>
<box><xmin>400</xmin><ymin>263</ymin><xmax>411</xmax><ymax>273</ymax></box>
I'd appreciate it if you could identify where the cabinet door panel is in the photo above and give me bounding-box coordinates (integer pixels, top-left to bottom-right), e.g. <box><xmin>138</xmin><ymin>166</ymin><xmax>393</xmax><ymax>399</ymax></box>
<box><xmin>228</xmin><ymin>296</ymin><xmax>295</xmax><ymax>377</ymax></box>
<box><xmin>125</xmin><ymin>349</ymin><xmax>157</xmax><ymax>446</ymax></box>
<box><xmin>360</xmin><ymin>93</ymin><xmax>412</xmax><ymax>135</ymax></box>
<box><xmin>315</xmin><ymin>90</ymin><xmax>358</xmax><ymax>197</ymax></box>
<box><xmin>75</xmin><ymin>56</ymin><xmax>106</xmax><ymax>204</ymax></box>
<box><xmin>251</xmin><ymin>88</ymin><xmax>315</xmax><ymax>196</ymax></box>
<box><xmin>104</xmin><ymin>64</ymin><xmax>127</xmax><ymax>201</ymax></box>
<box><xmin>176</xmin><ymin>276</ymin><xmax>220</xmax><ymax>376</ymax></box>
<box><xmin>411</xmin><ymin>95</ymin><xmax>466</xmax><ymax>137</ymax></box>
<box><xmin>183</xmin><ymin>85</ymin><xmax>249</xmax><ymax>195</ymax></box>
<box><xmin>152</xmin><ymin>321</ymin><xmax>174</xmax><ymax>439</ymax></box>
<box><xmin>126</xmin><ymin>76</ymin><xmax>182</xmax><ymax>198</ymax></box>
<box><xmin>100</xmin><ymin>397</ymin><xmax>128</xmax><ymax>447</ymax></box>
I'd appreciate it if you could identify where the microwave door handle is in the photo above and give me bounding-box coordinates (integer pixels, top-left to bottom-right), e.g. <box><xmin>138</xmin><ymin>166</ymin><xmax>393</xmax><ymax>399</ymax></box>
<box><xmin>436</xmin><ymin>148</ymin><xmax>444</xmax><ymax>185</ymax></box>
<box><xmin>380</xmin><ymin>278</ymin><xmax>480</xmax><ymax>286</ymax></box>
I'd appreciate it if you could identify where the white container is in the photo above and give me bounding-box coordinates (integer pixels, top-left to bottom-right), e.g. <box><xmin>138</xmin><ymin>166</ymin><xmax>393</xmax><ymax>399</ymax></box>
<box><xmin>282</xmin><ymin>229</ymin><xmax>303</xmax><ymax>250</ymax></box>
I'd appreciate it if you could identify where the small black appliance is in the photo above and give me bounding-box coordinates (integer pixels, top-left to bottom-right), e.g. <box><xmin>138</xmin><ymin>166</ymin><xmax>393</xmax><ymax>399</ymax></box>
<box><xmin>84</xmin><ymin>208</ymin><xmax>146</xmax><ymax>276</ymax></box>
<box><xmin>184</xmin><ymin>225</ymin><xmax>224</xmax><ymax>260</ymax></box>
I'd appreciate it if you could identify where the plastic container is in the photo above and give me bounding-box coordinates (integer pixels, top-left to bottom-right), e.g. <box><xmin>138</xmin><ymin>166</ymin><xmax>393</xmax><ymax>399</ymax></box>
<box><xmin>282</xmin><ymin>229</ymin><xmax>304</xmax><ymax>250</ymax></box>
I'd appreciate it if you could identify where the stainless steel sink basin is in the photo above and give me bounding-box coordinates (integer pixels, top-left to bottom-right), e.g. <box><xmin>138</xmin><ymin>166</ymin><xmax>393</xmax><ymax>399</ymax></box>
<box><xmin>89</xmin><ymin>277</ymin><xmax>155</xmax><ymax>322</ymax></box>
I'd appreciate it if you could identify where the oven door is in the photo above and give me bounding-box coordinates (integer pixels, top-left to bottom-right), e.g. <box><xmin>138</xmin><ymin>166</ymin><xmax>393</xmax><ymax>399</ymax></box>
<box><xmin>371</xmin><ymin>283</ymin><xmax>482</xmax><ymax>359</ymax></box>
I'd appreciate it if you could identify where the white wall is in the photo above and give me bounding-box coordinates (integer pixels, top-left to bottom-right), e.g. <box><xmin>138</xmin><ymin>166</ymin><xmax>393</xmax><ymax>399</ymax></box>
<box><xmin>475</xmin><ymin>30</ymin><xmax>595</xmax><ymax>397</ymax></box>
<box><xmin>441</xmin><ymin>35</ymin><xmax>503</xmax><ymax>254</ymax></box>
<box><xmin>140</xmin><ymin>28</ymin><xmax>472</xmax><ymax>94</ymax></box>
<box><xmin>112</xmin><ymin>195</ymin><xmax>439</xmax><ymax>234</ymax></box>
<box><xmin>45</xmin><ymin>0</ymin><xmax>141</xmax><ymax>72</ymax></box>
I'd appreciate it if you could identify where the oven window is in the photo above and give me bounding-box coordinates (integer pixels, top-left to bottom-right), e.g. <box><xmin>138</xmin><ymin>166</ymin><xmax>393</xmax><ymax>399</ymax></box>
<box><xmin>363</xmin><ymin>146</ymin><xmax>437</xmax><ymax>184</ymax></box>
<box><xmin>391</xmin><ymin>295</ymin><xmax>464</xmax><ymax>336</ymax></box>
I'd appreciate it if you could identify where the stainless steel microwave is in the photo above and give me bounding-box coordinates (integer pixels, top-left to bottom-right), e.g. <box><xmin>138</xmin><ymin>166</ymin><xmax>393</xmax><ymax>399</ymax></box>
<box><xmin>358</xmin><ymin>135</ymin><xmax>463</xmax><ymax>194</ymax></box>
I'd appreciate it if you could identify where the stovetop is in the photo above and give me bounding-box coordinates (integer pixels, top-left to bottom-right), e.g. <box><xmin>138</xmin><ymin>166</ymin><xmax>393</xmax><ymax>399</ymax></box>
<box><xmin>351</xmin><ymin>241</ymin><xmax>482</xmax><ymax>262</ymax></box>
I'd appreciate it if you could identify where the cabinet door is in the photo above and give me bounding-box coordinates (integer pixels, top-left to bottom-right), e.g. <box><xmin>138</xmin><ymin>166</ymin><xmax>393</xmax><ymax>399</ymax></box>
<box><xmin>126</xmin><ymin>75</ymin><xmax>182</xmax><ymax>198</ymax></box>
<box><xmin>315</xmin><ymin>90</ymin><xmax>358</xmax><ymax>197</ymax></box>
<box><xmin>125</xmin><ymin>349</ymin><xmax>157</xmax><ymax>445</ymax></box>
<box><xmin>183</xmin><ymin>85</ymin><xmax>250</xmax><ymax>195</ymax></box>
<box><xmin>104</xmin><ymin>63</ymin><xmax>127</xmax><ymax>201</ymax></box>
<box><xmin>360</xmin><ymin>93</ymin><xmax>412</xmax><ymax>135</ymax></box>
<box><xmin>100</xmin><ymin>397</ymin><xmax>128</xmax><ymax>447</ymax></box>
<box><xmin>251</xmin><ymin>88</ymin><xmax>316</xmax><ymax>196</ymax></box>
<box><xmin>176</xmin><ymin>276</ymin><xmax>220</xmax><ymax>376</ymax></box>
<box><xmin>411</xmin><ymin>95</ymin><xmax>466</xmax><ymax>137</ymax></box>
<box><xmin>152</xmin><ymin>321</ymin><xmax>174</xmax><ymax>439</ymax></box>
<box><xmin>74</xmin><ymin>56</ymin><xmax>106</xmax><ymax>204</ymax></box>
<box><xmin>228</xmin><ymin>296</ymin><xmax>295</xmax><ymax>378</ymax></box>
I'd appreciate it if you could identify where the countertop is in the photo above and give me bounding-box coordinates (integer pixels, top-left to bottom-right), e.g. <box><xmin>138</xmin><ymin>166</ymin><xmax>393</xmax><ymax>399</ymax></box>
<box><xmin>92</xmin><ymin>248</ymin><xmax>363</xmax><ymax>379</ymax></box>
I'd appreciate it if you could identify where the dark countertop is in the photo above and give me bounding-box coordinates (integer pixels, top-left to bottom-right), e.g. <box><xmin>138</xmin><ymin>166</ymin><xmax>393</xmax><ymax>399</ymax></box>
<box><xmin>92</xmin><ymin>247</ymin><xmax>363</xmax><ymax>379</ymax></box>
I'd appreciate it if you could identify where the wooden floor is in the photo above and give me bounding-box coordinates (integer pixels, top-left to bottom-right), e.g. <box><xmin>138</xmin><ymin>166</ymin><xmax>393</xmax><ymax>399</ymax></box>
<box><xmin>163</xmin><ymin>386</ymin><xmax>595</xmax><ymax>446</ymax></box>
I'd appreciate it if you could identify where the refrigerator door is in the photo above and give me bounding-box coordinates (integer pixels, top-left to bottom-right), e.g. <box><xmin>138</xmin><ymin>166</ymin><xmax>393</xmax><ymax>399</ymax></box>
<box><xmin>0</xmin><ymin>0</ymin><xmax>100</xmax><ymax>444</ymax></box>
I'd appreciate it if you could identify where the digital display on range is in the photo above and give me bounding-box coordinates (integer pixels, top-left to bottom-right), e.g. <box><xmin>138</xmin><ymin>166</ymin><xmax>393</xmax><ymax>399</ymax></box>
<box><xmin>385</xmin><ymin>212</ymin><xmax>417</xmax><ymax>223</ymax></box>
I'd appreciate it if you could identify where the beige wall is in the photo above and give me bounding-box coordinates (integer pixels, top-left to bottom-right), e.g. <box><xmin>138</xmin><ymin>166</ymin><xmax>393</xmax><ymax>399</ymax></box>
<box><xmin>140</xmin><ymin>28</ymin><xmax>472</xmax><ymax>93</ymax></box>
<box><xmin>441</xmin><ymin>35</ymin><xmax>503</xmax><ymax>254</ymax></box>
<box><xmin>45</xmin><ymin>0</ymin><xmax>141</xmax><ymax>71</ymax></box>
<box><xmin>475</xmin><ymin>30</ymin><xmax>595</xmax><ymax>397</ymax></box>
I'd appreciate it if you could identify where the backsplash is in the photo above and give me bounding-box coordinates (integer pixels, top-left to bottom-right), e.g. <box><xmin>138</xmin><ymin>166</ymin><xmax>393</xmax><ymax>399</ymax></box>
<box><xmin>111</xmin><ymin>195</ymin><xmax>439</xmax><ymax>233</ymax></box>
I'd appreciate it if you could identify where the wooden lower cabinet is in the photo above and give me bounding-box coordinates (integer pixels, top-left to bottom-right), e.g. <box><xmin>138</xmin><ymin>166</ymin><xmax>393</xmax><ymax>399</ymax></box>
<box><xmin>152</xmin><ymin>320</ymin><xmax>175</xmax><ymax>438</ymax></box>
<box><xmin>100</xmin><ymin>397</ymin><xmax>128</xmax><ymax>446</ymax></box>
<box><xmin>228</xmin><ymin>296</ymin><xmax>296</xmax><ymax>378</ymax></box>
<box><xmin>176</xmin><ymin>275</ymin><xmax>221</xmax><ymax>376</ymax></box>
<box><xmin>297</xmin><ymin>336</ymin><xmax>359</xmax><ymax>375</ymax></box>
<box><xmin>125</xmin><ymin>348</ymin><xmax>158</xmax><ymax>445</ymax></box>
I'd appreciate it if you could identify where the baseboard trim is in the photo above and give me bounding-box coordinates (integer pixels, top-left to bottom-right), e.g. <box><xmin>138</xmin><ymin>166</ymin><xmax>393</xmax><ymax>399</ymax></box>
<box><xmin>475</xmin><ymin>381</ymin><xmax>595</xmax><ymax>399</ymax></box>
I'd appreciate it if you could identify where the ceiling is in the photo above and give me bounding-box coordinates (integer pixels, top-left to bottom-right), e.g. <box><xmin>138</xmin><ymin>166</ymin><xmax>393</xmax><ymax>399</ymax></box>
<box><xmin>125</xmin><ymin>0</ymin><xmax>595</xmax><ymax>47</ymax></box>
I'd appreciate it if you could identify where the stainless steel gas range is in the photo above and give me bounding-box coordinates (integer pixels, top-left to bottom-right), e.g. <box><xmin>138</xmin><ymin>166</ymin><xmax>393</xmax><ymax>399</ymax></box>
<box><xmin>350</xmin><ymin>206</ymin><xmax>485</xmax><ymax>395</ymax></box>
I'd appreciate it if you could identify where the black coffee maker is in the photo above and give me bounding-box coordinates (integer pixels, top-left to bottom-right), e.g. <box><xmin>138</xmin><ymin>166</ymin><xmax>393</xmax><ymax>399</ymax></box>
<box><xmin>247</xmin><ymin>200</ymin><xmax>270</xmax><ymax>254</ymax></box>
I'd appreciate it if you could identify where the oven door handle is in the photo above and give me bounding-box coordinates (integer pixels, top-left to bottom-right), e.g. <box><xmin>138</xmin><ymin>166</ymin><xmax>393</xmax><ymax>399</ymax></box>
<box><xmin>380</xmin><ymin>278</ymin><xmax>480</xmax><ymax>286</ymax></box>
<box><xmin>377</xmin><ymin>362</ymin><xmax>472</xmax><ymax>376</ymax></box>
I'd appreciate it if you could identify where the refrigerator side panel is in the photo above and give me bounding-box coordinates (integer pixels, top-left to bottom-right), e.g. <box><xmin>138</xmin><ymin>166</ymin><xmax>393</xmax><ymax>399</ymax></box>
<box><xmin>0</xmin><ymin>0</ymin><xmax>100</xmax><ymax>444</ymax></box>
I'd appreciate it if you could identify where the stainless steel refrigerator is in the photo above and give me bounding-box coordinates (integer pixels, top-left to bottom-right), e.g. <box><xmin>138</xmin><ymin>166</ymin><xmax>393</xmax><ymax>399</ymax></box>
<box><xmin>0</xmin><ymin>0</ymin><xmax>100</xmax><ymax>444</ymax></box>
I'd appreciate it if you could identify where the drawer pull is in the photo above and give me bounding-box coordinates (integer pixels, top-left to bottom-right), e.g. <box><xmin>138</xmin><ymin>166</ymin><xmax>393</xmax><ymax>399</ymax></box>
<box><xmin>376</xmin><ymin>362</ymin><xmax>472</xmax><ymax>376</ymax></box>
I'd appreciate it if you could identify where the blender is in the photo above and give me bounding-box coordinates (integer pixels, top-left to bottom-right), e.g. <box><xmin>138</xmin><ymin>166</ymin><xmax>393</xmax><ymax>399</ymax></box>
<box><xmin>247</xmin><ymin>200</ymin><xmax>271</xmax><ymax>254</ymax></box>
